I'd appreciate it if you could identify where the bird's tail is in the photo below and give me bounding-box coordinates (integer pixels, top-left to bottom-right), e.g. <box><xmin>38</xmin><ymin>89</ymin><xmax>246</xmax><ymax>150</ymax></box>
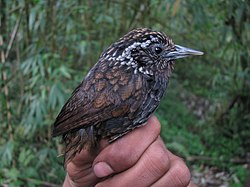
<box><xmin>63</xmin><ymin>126</ymin><xmax>98</xmax><ymax>167</ymax></box>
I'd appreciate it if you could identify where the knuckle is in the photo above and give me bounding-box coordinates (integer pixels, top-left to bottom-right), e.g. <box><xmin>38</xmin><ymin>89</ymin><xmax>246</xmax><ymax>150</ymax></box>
<box><xmin>155</xmin><ymin>151</ymin><xmax>170</xmax><ymax>173</ymax></box>
<box><xmin>153</xmin><ymin>121</ymin><xmax>161</xmax><ymax>137</ymax></box>
<box><xmin>66</xmin><ymin>163</ymin><xmax>83</xmax><ymax>182</ymax></box>
<box><xmin>149</xmin><ymin>115</ymin><xmax>161</xmax><ymax>135</ymax></box>
<box><xmin>172</xmin><ymin>160</ymin><xmax>191</xmax><ymax>186</ymax></box>
<box><xmin>109</xmin><ymin>142</ymin><xmax>137</xmax><ymax>169</ymax></box>
<box><xmin>147</xmin><ymin>143</ymin><xmax>170</xmax><ymax>176</ymax></box>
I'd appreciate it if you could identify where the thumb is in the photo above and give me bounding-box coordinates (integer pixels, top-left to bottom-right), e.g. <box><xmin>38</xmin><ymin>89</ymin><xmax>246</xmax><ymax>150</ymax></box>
<box><xmin>93</xmin><ymin>115</ymin><xmax>161</xmax><ymax>178</ymax></box>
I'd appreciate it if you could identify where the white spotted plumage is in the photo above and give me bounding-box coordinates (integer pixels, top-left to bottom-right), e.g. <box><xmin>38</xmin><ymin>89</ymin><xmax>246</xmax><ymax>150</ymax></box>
<box><xmin>104</xmin><ymin>36</ymin><xmax>161</xmax><ymax>76</ymax></box>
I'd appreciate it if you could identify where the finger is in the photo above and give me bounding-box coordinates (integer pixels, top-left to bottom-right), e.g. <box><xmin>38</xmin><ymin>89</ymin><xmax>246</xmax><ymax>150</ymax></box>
<box><xmin>95</xmin><ymin>137</ymin><xmax>170</xmax><ymax>187</ymax></box>
<box><xmin>151</xmin><ymin>151</ymin><xmax>191</xmax><ymax>187</ymax></box>
<box><xmin>68</xmin><ymin>147</ymin><xmax>96</xmax><ymax>167</ymax></box>
<box><xmin>66</xmin><ymin>149</ymin><xmax>99</xmax><ymax>186</ymax></box>
<box><xmin>63</xmin><ymin>172</ymin><xmax>99</xmax><ymax>187</ymax></box>
<box><xmin>93</xmin><ymin>115</ymin><xmax>161</xmax><ymax>178</ymax></box>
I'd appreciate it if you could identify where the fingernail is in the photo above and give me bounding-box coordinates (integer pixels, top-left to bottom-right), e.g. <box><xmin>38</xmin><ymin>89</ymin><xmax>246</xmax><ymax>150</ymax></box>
<box><xmin>93</xmin><ymin>162</ymin><xmax>114</xmax><ymax>178</ymax></box>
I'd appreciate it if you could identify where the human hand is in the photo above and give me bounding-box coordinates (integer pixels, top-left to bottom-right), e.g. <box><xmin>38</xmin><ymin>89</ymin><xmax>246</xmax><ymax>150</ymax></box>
<box><xmin>63</xmin><ymin>115</ymin><xmax>192</xmax><ymax>187</ymax></box>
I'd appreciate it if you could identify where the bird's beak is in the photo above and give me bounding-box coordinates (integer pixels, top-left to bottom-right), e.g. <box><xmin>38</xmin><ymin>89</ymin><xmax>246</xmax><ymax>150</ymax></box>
<box><xmin>164</xmin><ymin>45</ymin><xmax>204</xmax><ymax>60</ymax></box>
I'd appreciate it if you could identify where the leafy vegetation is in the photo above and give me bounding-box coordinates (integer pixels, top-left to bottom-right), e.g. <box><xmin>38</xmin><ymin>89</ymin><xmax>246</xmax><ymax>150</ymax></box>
<box><xmin>1</xmin><ymin>0</ymin><xmax>249</xmax><ymax>186</ymax></box>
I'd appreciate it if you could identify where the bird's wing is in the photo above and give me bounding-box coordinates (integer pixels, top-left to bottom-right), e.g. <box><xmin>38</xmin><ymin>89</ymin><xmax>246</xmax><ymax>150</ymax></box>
<box><xmin>52</xmin><ymin>65</ymin><xmax>145</xmax><ymax>137</ymax></box>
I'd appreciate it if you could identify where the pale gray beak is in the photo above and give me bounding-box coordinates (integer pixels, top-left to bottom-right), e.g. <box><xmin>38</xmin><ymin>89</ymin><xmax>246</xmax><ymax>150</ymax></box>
<box><xmin>164</xmin><ymin>45</ymin><xmax>204</xmax><ymax>60</ymax></box>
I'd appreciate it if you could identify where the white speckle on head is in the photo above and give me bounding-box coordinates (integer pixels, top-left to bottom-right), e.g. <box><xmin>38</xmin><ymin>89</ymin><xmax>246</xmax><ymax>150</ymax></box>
<box><xmin>105</xmin><ymin>37</ymin><xmax>160</xmax><ymax>75</ymax></box>
<box><xmin>126</xmin><ymin>55</ymin><xmax>131</xmax><ymax>60</ymax></box>
<box><xmin>151</xmin><ymin>37</ymin><xmax>158</xmax><ymax>42</ymax></box>
<box><xmin>121</xmin><ymin>61</ymin><xmax>127</xmax><ymax>65</ymax></box>
<box><xmin>126</xmin><ymin>61</ymin><xmax>131</xmax><ymax>66</ymax></box>
<box><xmin>126</xmin><ymin>66</ymin><xmax>131</xmax><ymax>70</ymax></box>
<box><xmin>139</xmin><ymin>67</ymin><xmax>143</xmax><ymax>72</ymax></box>
<box><xmin>112</xmin><ymin>50</ymin><xmax>117</xmax><ymax>57</ymax></box>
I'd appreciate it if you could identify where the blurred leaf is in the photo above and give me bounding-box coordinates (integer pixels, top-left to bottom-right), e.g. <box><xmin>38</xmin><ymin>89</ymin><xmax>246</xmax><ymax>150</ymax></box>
<box><xmin>59</xmin><ymin>65</ymin><xmax>72</xmax><ymax>79</ymax></box>
<box><xmin>167</xmin><ymin>142</ymin><xmax>190</xmax><ymax>157</ymax></box>
<box><xmin>172</xmin><ymin>0</ymin><xmax>180</xmax><ymax>16</ymax></box>
<box><xmin>49</xmin><ymin>83</ymin><xmax>66</xmax><ymax>110</ymax></box>
<box><xmin>0</xmin><ymin>140</ymin><xmax>14</xmax><ymax>167</ymax></box>
<box><xmin>18</xmin><ymin>149</ymin><xmax>34</xmax><ymax>167</ymax></box>
<box><xmin>4</xmin><ymin>168</ymin><xmax>19</xmax><ymax>181</ymax></box>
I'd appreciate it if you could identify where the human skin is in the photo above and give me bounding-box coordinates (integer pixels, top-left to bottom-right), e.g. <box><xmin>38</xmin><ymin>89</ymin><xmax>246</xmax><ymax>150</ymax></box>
<box><xmin>63</xmin><ymin>115</ymin><xmax>193</xmax><ymax>187</ymax></box>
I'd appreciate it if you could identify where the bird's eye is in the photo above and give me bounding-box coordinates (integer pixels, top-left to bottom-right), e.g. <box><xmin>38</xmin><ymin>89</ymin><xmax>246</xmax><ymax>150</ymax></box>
<box><xmin>154</xmin><ymin>46</ymin><xmax>163</xmax><ymax>54</ymax></box>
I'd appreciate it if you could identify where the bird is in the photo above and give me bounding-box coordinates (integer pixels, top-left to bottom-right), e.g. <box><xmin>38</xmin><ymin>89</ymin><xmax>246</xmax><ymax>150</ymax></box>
<box><xmin>52</xmin><ymin>28</ymin><xmax>203</xmax><ymax>165</ymax></box>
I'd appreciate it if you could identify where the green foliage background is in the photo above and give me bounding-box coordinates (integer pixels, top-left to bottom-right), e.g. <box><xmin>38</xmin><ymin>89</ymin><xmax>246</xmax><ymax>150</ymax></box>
<box><xmin>0</xmin><ymin>0</ymin><xmax>249</xmax><ymax>186</ymax></box>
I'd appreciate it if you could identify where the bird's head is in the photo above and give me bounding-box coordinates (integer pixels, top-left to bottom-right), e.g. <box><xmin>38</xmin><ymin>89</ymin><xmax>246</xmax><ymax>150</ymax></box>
<box><xmin>102</xmin><ymin>28</ymin><xmax>203</xmax><ymax>76</ymax></box>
